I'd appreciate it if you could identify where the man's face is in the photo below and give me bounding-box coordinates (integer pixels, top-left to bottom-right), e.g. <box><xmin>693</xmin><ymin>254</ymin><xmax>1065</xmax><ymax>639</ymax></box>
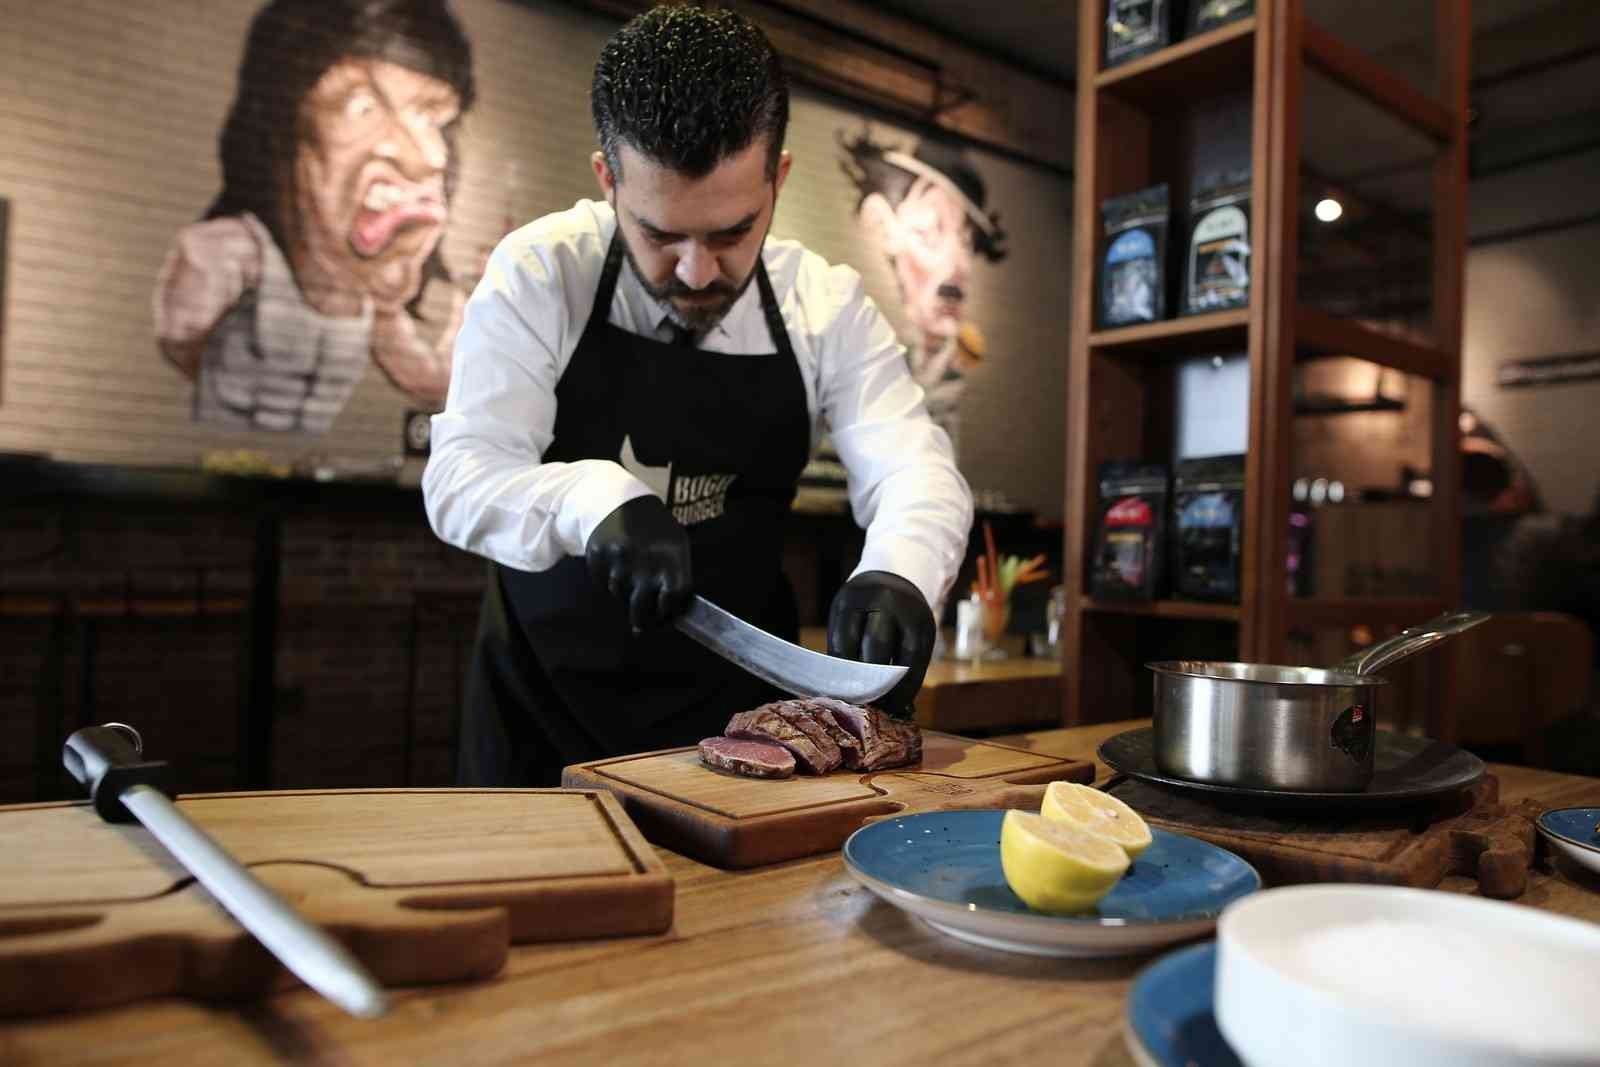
<box><xmin>884</xmin><ymin>177</ymin><xmax>977</xmax><ymax>345</ymax></box>
<box><xmin>595</xmin><ymin>139</ymin><xmax>790</xmax><ymax>333</ymax></box>
<box><xmin>294</xmin><ymin>58</ymin><xmax>461</xmax><ymax>311</ymax></box>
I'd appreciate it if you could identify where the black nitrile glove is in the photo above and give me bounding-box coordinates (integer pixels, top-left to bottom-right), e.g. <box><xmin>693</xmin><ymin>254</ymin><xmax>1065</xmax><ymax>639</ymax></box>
<box><xmin>586</xmin><ymin>496</ymin><xmax>693</xmax><ymax>631</ymax></box>
<box><xmin>827</xmin><ymin>570</ymin><xmax>935</xmax><ymax>717</ymax></box>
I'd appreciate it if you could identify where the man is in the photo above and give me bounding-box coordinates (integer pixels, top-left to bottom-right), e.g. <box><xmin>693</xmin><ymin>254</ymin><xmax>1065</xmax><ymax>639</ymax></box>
<box><xmin>423</xmin><ymin>6</ymin><xmax>973</xmax><ymax>787</ymax></box>
<box><xmin>840</xmin><ymin>130</ymin><xmax>1007</xmax><ymax>456</ymax></box>
<box><xmin>153</xmin><ymin>0</ymin><xmax>474</xmax><ymax>433</ymax></box>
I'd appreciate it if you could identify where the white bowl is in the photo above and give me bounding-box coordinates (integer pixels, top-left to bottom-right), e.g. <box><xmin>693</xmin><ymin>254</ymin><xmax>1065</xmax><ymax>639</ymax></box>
<box><xmin>1215</xmin><ymin>885</ymin><xmax>1600</xmax><ymax>1067</ymax></box>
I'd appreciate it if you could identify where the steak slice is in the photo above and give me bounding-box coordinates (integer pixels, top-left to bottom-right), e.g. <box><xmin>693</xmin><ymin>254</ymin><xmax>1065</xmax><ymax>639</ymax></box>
<box><xmin>726</xmin><ymin>707</ymin><xmax>835</xmax><ymax>774</ymax></box>
<box><xmin>698</xmin><ymin>736</ymin><xmax>795</xmax><ymax>779</ymax></box>
<box><xmin>768</xmin><ymin>703</ymin><xmax>844</xmax><ymax>772</ymax></box>
<box><xmin>810</xmin><ymin>708</ymin><xmax>865</xmax><ymax>770</ymax></box>
<box><xmin>812</xmin><ymin>700</ymin><xmax>922</xmax><ymax>771</ymax></box>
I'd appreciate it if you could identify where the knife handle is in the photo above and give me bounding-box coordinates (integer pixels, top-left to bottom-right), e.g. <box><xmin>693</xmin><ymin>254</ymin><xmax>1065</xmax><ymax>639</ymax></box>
<box><xmin>63</xmin><ymin>723</ymin><xmax>173</xmax><ymax>824</ymax></box>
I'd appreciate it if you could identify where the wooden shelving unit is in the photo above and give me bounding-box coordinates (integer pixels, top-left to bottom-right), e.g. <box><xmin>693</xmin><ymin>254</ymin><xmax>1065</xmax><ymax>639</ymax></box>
<box><xmin>1080</xmin><ymin>598</ymin><xmax>1242</xmax><ymax>622</ymax></box>
<box><xmin>1062</xmin><ymin>1</ymin><xmax>1471</xmax><ymax>738</ymax></box>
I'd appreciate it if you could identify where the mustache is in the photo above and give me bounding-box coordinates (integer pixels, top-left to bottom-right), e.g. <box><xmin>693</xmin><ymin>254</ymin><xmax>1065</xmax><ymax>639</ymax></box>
<box><xmin>663</xmin><ymin>280</ymin><xmax>739</xmax><ymax>299</ymax></box>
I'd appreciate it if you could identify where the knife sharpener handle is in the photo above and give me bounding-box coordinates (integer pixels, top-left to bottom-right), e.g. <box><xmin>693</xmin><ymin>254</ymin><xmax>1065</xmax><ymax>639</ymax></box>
<box><xmin>63</xmin><ymin>724</ymin><xmax>174</xmax><ymax>823</ymax></box>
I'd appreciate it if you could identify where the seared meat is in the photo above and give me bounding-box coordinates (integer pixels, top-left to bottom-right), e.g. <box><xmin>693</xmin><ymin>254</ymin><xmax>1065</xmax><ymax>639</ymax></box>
<box><xmin>811</xmin><ymin>700</ymin><xmax>922</xmax><ymax>771</ymax></box>
<box><xmin>727</xmin><ymin>707</ymin><xmax>839</xmax><ymax>774</ymax></box>
<box><xmin>698</xmin><ymin>736</ymin><xmax>796</xmax><ymax>779</ymax></box>
<box><xmin>709</xmin><ymin>699</ymin><xmax>921</xmax><ymax>777</ymax></box>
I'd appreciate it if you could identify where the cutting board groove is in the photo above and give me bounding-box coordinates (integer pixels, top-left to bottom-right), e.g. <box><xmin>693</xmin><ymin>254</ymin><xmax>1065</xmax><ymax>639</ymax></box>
<box><xmin>0</xmin><ymin>788</ymin><xmax>673</xmax><ymax>1016</ymax></box>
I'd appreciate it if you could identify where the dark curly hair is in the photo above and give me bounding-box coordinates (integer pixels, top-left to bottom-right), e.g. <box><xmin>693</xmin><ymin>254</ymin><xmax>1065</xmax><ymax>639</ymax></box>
<box><xmin>591</xmin><ymin>5</ymin><xmax>788</xmax><ymax>181</ymax></box>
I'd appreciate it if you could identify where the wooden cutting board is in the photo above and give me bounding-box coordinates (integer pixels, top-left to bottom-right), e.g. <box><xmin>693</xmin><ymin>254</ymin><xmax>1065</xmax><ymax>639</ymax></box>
<box><xmin>1105</xmin><ymin>775</ymin><xmax>1542</xmax><ymax>898</ymax></box>
<box><xmin>0</xmin><ymin>788</ymin><xmax>673</xmax><ymax>1016</ymax></box>
<box><xmin>562</xmin><ymin>731</ymin><xmax>1095</xmax><ymax>868</ymax></box>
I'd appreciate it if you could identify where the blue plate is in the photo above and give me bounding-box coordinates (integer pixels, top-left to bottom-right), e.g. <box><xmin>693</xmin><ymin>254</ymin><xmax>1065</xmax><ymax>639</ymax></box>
<box><xmin>1124</xmin><ymin>942</ymin><xmax>1241</xmax><ymax>1067</ymax></box>
<box><xmin>842</xmin><ymin>810</ymin><xmax>1260</xmax><ymax>957</ymax></box>
<box><xmin>1537</xmin><ymin>806</ymin><xmax>1600</xmax><ymax>877</ymax></box>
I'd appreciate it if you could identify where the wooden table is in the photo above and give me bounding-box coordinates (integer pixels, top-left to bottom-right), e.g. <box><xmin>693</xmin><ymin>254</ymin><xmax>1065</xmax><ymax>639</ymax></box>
<box><xmin>5</xmin><ymin>720</ymin><xmax>1598</xmax><ymax>1067</ymax></box>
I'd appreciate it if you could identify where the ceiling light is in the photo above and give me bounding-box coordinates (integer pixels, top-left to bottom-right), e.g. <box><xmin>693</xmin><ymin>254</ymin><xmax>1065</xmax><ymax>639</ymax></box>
<box><xmin>1315</xmin><ymin>198</ymin><xmax>1343</xmax><ymax>223</ymax></box>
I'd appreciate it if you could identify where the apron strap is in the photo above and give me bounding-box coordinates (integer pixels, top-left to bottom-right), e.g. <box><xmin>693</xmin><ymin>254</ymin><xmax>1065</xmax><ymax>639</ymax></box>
<box><xmin>754</xmin><ymin>255</ymin><xmax>797</xmax><ymax>363</ymax></box>
<box><xmin>584</xmin><ymin>231</ymin><xmax>627</xmax><ymax>338</ymax></box>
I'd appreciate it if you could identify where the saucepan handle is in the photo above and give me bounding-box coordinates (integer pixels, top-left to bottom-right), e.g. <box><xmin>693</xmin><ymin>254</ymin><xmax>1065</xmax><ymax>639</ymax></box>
<box><xmin>1331</xmin><ymin>610</ymin><xmax>1491</xmax><ymax>677</ymax></box>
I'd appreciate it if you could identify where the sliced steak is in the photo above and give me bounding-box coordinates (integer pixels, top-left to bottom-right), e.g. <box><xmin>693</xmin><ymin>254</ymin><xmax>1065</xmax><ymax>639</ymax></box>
<box><xmin>812</xmin><ymin>700</ymin><xmax>923</xmax><ymax>771</ymax></box>
<box><xmin>726</xmin><ymin>707</ymin><xmax>835</xmax><ymax>774</ymax></box>
<box><xmin>810</xmin><ymin>708</ymin><xmax>865</xmax><ymax>770</ymax></box>
<box><xmin>698</xmin><ymin>736</ymin><xmax>795</xmax><ymax>779</ymax></box>
<box><xmin>768</xmin><ymin>703</ymin><xmax>844</xmax><ymax>771</ymax></box>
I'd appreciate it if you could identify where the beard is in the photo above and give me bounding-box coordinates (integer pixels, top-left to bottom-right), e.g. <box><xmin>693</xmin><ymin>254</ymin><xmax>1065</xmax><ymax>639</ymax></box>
<box><xmin>617</xmin><ymin>227</ymin><xmax>764</xmax><ymax>335</ymax></box>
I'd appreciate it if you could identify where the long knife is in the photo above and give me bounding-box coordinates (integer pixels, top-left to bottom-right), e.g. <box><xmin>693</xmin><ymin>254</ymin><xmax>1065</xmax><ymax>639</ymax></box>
<box><xmin>63</xmin><ymin>723</ymin><xmax>388</xmax><ymax>1018</ymax></box>
<box><xmin>674</xmin><ymin>595</ymin><xmax>907</xmax><ymax>704</ymax></box>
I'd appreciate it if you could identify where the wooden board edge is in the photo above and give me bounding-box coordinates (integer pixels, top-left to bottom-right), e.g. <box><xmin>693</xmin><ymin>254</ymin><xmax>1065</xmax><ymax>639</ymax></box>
<box><xmin>587</xmin><ymin>789</ymin><xmax>672</xmax><ymax>879</ymax></box>
<box><xmin>566</xmin><ymin>763</ymin><xmax>903</xmax><ymax>868</ymax></box>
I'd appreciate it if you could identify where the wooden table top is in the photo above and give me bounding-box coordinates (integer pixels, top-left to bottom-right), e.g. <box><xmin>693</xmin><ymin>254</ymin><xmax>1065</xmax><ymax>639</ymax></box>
<box><xmin>5</xmin><ymin>719</ymin><xmax>1598</xmax><ymax>1067</ymax></box>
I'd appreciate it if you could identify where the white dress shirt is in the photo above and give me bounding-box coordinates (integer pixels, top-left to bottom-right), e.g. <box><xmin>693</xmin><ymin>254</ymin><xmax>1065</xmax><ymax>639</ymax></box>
<box><xmin>422</xmin><ymin>199</ymin><xmax>974</xmax><ymax>614</ymax></box>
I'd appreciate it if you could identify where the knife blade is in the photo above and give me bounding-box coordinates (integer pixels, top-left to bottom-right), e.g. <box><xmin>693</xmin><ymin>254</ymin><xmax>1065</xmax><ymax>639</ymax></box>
<box><xmin>63</xmin><ymin>723</ymin><xmax>389</xmax><ymax>1018</ymax></box>
<box><xmin>674</xmin><ymin>595</ymin><xmax>907</xmax><ymax>704</ymax></box>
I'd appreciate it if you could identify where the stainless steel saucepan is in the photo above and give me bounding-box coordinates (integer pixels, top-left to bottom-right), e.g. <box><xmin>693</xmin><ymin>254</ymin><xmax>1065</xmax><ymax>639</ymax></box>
<box><xmin>1148</xmin><ymin>611</ymin><xmax>1490</xmax><ymax>792</ymax></box>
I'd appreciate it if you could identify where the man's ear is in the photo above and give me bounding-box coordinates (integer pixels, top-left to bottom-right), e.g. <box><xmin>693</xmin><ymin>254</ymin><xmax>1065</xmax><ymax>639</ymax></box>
<box><xmin>858</xmin><ymin>192</ymin><xmax>901</xmax><ymax>255</ymax></box>
<box><xmin>773</xmin><ymin>149</ymin><xmax>793</xmax><ymax>197</ymax></box>
<box><xmin>592</xmin><ymin>150</ymin><xmax>615</xmax><ymax>204</ymax></box>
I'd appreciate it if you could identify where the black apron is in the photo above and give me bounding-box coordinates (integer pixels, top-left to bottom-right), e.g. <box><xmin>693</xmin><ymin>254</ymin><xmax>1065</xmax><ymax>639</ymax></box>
<box><xmin>459</xmin><ymin>233</ymin><xmax>812</xmax><ymax>786</ymax></box>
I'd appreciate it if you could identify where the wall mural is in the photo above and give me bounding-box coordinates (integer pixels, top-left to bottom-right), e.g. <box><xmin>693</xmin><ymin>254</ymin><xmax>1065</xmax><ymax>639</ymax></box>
<box><xmin>800</xmin><ymin>128</ymin><xmax>1007</xmax><ymax>501</ymax></box>
<box><xmin>152</xmin><ymin>0</ymin><xmax>476</xmax><ymax>434</ymax></box>
<box><xmin>839</xmin><ymin>128</ymin><xmax>1007</xmax><ymax>455</ymax></box>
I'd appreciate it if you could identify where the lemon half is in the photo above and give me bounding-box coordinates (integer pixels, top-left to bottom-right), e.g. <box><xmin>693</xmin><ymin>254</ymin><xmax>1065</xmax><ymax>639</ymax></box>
<box><xmin>1041</xmin><ymin>781</ymin><xmax>1153</xmax><ymax>859</ymax></box>
<box><xmin>999</xmin><ymin>810</ymin><xmax>1130</xmax><ymax>914</ymax></box>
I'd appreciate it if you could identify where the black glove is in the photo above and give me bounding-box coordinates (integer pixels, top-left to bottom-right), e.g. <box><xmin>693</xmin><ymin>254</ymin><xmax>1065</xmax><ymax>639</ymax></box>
<box><xmin>585</xmin><ymin>496</ymin><xmax>693</xmax><ymax>631</ymax></box>
<box><xmin>827</xmin><ymin>570</ymin><xmax>935</xmax><ymax>717</ymax></box>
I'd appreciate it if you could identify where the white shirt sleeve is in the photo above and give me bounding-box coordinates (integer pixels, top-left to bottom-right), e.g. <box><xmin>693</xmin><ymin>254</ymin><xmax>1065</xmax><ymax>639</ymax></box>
<box><xmin>421</xmin><ymin>213</ymin><xmax>655</xmax><ymax>573</ymax></box>
<box><xmin>810</xmin><ymin>263</ymin><xmax>975</xmax><ymax>616</ymax></box>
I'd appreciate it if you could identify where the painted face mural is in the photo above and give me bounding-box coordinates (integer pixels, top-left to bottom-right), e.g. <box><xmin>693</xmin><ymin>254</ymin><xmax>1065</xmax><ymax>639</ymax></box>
<box><xmin>295</xmin><ymin>58</ymin><xmax>459</xmax><ymax>315</ymax></box>
<box><xmin>153</xmin><ymin>0</ymin><xmax>475</xmax><ymax>435</ymax></box>
<box><xmin>839</xmin><ymin>130</ymin><xmax>1007</xmax><ymax>456</ymax></box>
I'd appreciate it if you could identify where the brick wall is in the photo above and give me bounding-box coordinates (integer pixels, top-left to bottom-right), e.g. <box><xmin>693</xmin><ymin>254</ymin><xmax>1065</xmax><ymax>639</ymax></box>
<box><xmin>273</xmin><ymin>510</ymin><xmax>484</xmax><ymax>789</ymax></box>
<box><xmin>0</xmin><ymin>499</ymin><xmax>258</xmax><ymax>800</ymax></box>
<box><xmin>0</xmin><ymin>484</ymin><xmax>495</xmax><ymax>801</ymax></box>
<box><xmin>0</xmin><ymin>0</ymin><xmax>1072</xmax><ymax>516</ymax></box>
<box><xmin>0</xmin><ymin>0</ymin><xmax>1076</xmax><ymax>797</ymax></box>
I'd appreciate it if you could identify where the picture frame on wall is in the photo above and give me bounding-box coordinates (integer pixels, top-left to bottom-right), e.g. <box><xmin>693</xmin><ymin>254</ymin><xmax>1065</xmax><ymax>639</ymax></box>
<box><xmin>1498</xmin><ymin>351</ymin><xmax>1600</xmax><ymax>389</ymax></box>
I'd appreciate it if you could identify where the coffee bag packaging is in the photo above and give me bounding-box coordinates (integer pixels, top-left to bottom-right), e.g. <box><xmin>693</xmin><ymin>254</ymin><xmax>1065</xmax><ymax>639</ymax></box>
<box><xmin>1105</xmin><ymin>0</ymin><xmax>1180</xmax><ymax>69</ymax></box>
<box><xmin>1188</xmin><ymin>0</ymin><xmax>1253</xmax><ymax>34</ymax></box>
<box><xmin>1183</xmin><ymin>169</ymin><xmax>1252</xmax><ymax>315</ymax></box>
<box><xmin>1091</xmin><ymin>463</ymin><xmax>1170</xmax><ymax>601</ymax></box>
<box><xmin>1171</xmin><ymin>452</ymin><xmax>1246</xmax><ymax>602</ymax></box>
<box><xmin>1100</xmin><ymin>184</ymin><xmax>1170</xmax><ymax>329</ymax></box>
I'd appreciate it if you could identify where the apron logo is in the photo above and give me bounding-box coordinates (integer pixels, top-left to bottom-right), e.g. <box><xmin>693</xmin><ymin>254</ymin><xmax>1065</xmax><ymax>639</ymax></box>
<box><xmin>672</xmin><ymin>472</ymin><xmax>736</xmax><ymax>525</ymax></box>
<box><xmin>619</xmin><ymin>434</ymin><xmax>671</xmax><ymax>501</ymax></box>
<box><xmin>619</xmin><ymin>435</ymin><xmax>734</xmax><ymax>525</ymax></box>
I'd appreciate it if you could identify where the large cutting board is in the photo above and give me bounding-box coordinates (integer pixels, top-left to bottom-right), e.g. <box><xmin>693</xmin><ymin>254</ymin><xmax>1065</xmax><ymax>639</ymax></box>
<box><xmin>0</xmin><ymin>789</ymin><xmax>673</xmax><ymax>1016</ymax></box>
<box><xmin>563</xmin><ymin>731</ymin><xmax>1095</xmax><ymax>868</ymax></box>
<box><xmin>1105</xmin><ymin>775</ymin><xmax>1542</xmax><ymax>898</ymax></box>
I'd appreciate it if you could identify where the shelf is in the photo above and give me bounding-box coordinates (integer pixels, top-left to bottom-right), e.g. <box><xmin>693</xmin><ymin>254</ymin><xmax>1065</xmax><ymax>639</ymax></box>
<box><xmin>1087</xmin><ymin>308</ymin><xmax>1250</xmax><ymax>354</ymax></box>
<box><xmin>1293</xmin><ymin>395</ymin><xmax>1406</xmax><ymax>416</ymax></box>
<box><xmin>1095</xmin><ymin>18</ymin><xmax>1256</xmax><ymax>106</ymax></box>
<box><xmin>1285</xmin><ymin>598</ymin><xmax>1447</xmax><ymax>629</ymax></box>
<box><xmin>1302</xmin><ymin>23</ymin><xmax>1455</xmax><ymax>143</ymax></box>
<box><xmin>1296</xmin><ymin>307</ymin><xmax>1455</xmax><ymax>382</ymax></box>
<box><xmin>1080</xmin><ymin>597</ymin><xmax>1242</xmax><ymax>622</ymax></box>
